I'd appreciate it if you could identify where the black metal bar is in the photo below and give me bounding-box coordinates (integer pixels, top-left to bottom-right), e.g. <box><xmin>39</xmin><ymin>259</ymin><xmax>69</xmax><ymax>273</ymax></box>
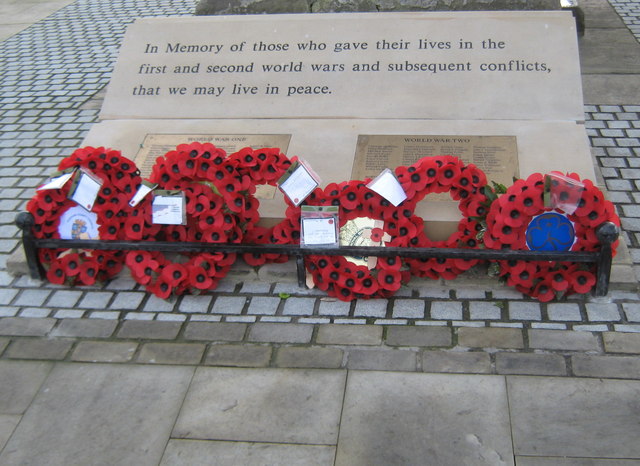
<box><xmin>15</xmin><ymin>212</ymin><xmax>44</xmax><ymax>280</ymax></box>
<box><xmin>594</xmin><ymin>222</ymin><xmax>619</xmax><ymax>296</ymax></box>
<box><xmin>29</xmin><ymin>238</ymin><xmax>600</xmax><ymax>263</ymax></box>
<box><xmin>15</xmin><ymin>212</ymin><xmax>619</xmax><ymax>297</ymax></box>
<box><xmin>296</xmin><ymin>254</ymin><xmax>306</xmax><ymax>288</ymax></box>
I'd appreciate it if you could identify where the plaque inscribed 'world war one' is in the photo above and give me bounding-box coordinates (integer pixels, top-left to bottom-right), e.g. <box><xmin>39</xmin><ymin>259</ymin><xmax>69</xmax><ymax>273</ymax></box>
<box><xmin>134</xmin><ymin>133</ymin><xmax>291</xmax><ymax>198</ymax></box>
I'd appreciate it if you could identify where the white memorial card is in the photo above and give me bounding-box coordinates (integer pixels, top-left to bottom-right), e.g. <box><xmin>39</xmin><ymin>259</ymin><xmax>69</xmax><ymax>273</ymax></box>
<box><xmin>129</xmin><ymin>180</ymin><xmax>157</xmax><ymax>207</ymax></box>
<box><xmin>37</xmin><ymin>169</ymin><xmax>75</xmax><ymax>191</ymax></box>
<box><xmin>278</xmin><ymin>160</ymin><xmax>320</xmax><ymax>206</ymax></box>
<box><xmin>300</xmin><ymin>205</ymin><xmax>339</xmax><ymax>247</ymax></box>
<box><xmin>69</xmin><ymin>169</ymin><xmax>102</xmax><ymax>211</ymax></box>
<box><xmin>366</xmin><ymin>168</ymin><xmax>407</xmax><ymax>207</ymax></box>
<box><xmin>152</xmin><ymin>191</ymin><xmax>186</xmax><ymax>225</ymax></box>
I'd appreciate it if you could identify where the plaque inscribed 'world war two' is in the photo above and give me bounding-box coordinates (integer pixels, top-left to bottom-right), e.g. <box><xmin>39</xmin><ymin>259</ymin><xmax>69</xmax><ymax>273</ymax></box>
<box><xmin>352</xmin><ymin>135</ymin><xmax>519</xmax><ymax>196</ymax></box>
<box><xmin>134</xmin><ymin>133</ymin><xmax>292</xmax><ymax>199</ymax></box>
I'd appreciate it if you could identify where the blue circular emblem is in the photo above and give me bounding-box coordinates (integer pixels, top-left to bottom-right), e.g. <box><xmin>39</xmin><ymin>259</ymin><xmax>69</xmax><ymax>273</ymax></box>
<box><xmin>525</xmin><ymin>212</ymin><xmax>575</xmax><ymax>251</ymax></box>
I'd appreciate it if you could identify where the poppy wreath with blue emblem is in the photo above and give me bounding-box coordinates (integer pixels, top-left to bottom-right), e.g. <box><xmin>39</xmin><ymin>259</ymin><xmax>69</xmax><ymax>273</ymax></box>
<box><xmin>26</xmin><ymin>147</ymin><xmax>140</xmax><ymax>286</ymax></box>
<box><xmin>483</xmin><ymin>172</ymin><xmax>620</xmax><ymax>301</ymax></box>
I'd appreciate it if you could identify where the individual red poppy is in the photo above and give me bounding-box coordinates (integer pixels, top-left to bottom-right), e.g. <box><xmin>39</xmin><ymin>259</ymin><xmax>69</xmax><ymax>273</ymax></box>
<box><xmin>188</xmin><ymin>264</ymin><xmax>214</xmax><ymax>290</ymax></box>
<box><xmin>549</xmin><ymin>268</ymin><xmax>570</xmax><ymax>291</ymax></box>
<box><xmin>531</xmin><ymin>280</ymin><xmax>556</xmax><ymax>302</ymax></box>
<box><xmin>78</xmin><ymin>261</ymin><xmax>99</xmax><ymax>285</ymax></box>
<box><xmin>46</xmin><ymin>261</ymin><xmax>66</xmax><ymax>285</ymax></box>
<box><xmin>571</xmin><ymin>269</ymin><xmax>596</xmax><ymax>294</ymax></box>
<box><xmin>60</xmin><ymin>253</ymin><xmax>82</xmax><ymax>276</ymax></box>
<box><xmin>377</xmin><ymin>268</ymin><xmax>402</xmax><ymax>291</ymax></box>
<box><xmin>124</xmin><ymin>215</ymin><xmax>146</xmax><ymax>241</ymax></box>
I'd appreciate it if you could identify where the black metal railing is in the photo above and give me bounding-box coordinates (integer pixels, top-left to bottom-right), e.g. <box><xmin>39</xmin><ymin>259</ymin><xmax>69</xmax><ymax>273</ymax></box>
<box><xmin>15</xmin><ymin>212</ymin><xmax>620</xmax><ymax>296</ymax></box>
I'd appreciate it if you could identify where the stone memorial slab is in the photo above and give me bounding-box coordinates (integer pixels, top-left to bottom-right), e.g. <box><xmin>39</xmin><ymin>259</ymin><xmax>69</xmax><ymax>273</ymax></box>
<box><xmin>101</xmin><ymin>12</ymin><xmax>583</xmax><ymax>121</ymax></box>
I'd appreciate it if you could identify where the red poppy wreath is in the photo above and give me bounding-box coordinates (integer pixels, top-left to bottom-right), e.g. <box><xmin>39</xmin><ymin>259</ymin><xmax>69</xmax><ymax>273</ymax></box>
<box><xmin>227</xmin><ymin>147</ymin><xmax>299</xmax><ymax>266</ymax></box>
<box><xmin>27</xmin><ymin>146</ymin><xmax>141</xmax><ymax>285</ymax></box>
<box><xmin>302</xmin><ymin>180</ymin><xmax>419</xmax><ymax>301</ymax></box>
<box><xmin>483</xmin><ymin>172</ymin><xmax>620</xmax><ymax>301</ymax></box>
<box><xmin>126</xmin><ymin>142</ymin><xmax>253</xmax><ymax>298</ymax></box>
<box><xmin>395</xmin><ymin>155</ymin><xmax>490</xmax><ymax>280</ymax></box>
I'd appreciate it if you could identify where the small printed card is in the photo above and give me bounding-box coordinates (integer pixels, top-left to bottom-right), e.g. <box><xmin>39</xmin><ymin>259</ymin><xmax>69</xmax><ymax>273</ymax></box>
<box><xmin>68</xmin><ymin>169</ymin><xmax>103</xmax><ymax>211</ymax></box>
<box><xmin>152</xmin><ymin>190</ymin><xmax>186</xmax><ymax>225</ymax></box>
<box><xmin>300</xmin><ymin>205</ymin><xmax>339</xmax><ymax>247</ymax></box>
<box><xmin>277</xmin><ymin>160</ymin><xmax>320</xmax><ymax>206</ymax></box>
<box><xmin>37</xmin><ymin>168</ymin><xmax>76</xmax><ymax>191</ymax></box>
<box><xmin>58</xmin><ymin>205</ymin><xmax>100</xmax><ymax>240</ymax></box>
<box><xmin>129</xmin><ymin>180</ymin><xmax>157</xmax><ymax>207</ymax></box>
<box><xmin>366</xmin><ymin>168</ymin><xmax>407</xmax><ymax>207</ymax></box>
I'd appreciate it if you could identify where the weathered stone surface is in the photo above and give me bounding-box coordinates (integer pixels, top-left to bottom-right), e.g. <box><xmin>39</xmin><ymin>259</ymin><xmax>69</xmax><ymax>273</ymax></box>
<box><xmin>515</xmin><ymin>457</ymin><xmax>640</xmax><ymax>466</ymax></box>
<box><xmin>458</xmin><ymin>327</ymin><xmax>524</xmax><ymax>349</ymax></box>
<box><xmin>508</xmin><ymin>376</ymin><xmax>640</xmax><ymax>458</ymax></box>
<box><xmin>316</xmin><ymin>324</ymin><xmax>382</xmax><ymax>345</ymax></box>
<box><xmin>173</xmin><ymin>367</ymin><xmax>346</xmax><ymax>444</ymax></box>
<box><xmin>386</xmin><ymin>326</ymin><xmax>451</xmax><ymax>347</ymax></box>
<box><xmin>572</xmin><ymin>354</ymin><xmax>640</xmax><ymax>379</ymax></box>
<box><xmin>50</xmin><ymin>318</ymin><xmax>117</xmax><ymax>338</ymax></box>
<box><xmin>5</xmin><ymin>339</ymin><xmax>73</xmax><ymax>361</ymax></box>
<box><xmin>276</xmin><ymin>346</ymin><xmax>344</xmax><ymax>368</ymax></box>
<box><xmin>184</xmin><ymin>322</ymin><xmax>247</xmax><ymax>341</ymax></box>
<box><xmin>205</xmin><ymin>344</ymin><xmax>272</xmax><ymax>367</ymax></box>
<box><xmin>336</xmin><ymin>372</ymin><xmax>513</xmax><ymax>465</ymax></box>
<box><xmin>71</xmin><ymin>341</ymin><xmax>138</xmax><ymax>363</ymax></box>
<box><xmin>422</xmin><ymin>351</ymin><xmax>491</xmax><ymax>374</ymax></box>
<box><xmin>0</xmin><ymin>361</ymin><xmax>52</xmax><ymax>414</ymax></box>
<box><xmin>346</xmin><ymin>348</ymin><xmax>417</xmax><ymax>371</ymax></box>
<box><xmin>160</xmin><ymin>439</ymin><xmax>336</xmax><ymax>466</ymax></box>
<box><xmin>137</xmin><ymin>343</ymin><xmax>206</xmax><ymax>365</ymax></box>
<box><xmin>496</xmin><ymin>352</ymin><xmax>566</xmax><ymax>376</ymax></box>
<box><xmin>0</xmin><ymin>364</ymin><xmax>193</xmax><ymax>466</ymax></box>
<box><xmin>603</xmin><ymin>331</ymin><xmax>640</xmax><ymax>354</ymax></box>
<box><xmin>0</xmin><ymin>337</ymin><xmax>8</xmax><ymax>355</ymax></box>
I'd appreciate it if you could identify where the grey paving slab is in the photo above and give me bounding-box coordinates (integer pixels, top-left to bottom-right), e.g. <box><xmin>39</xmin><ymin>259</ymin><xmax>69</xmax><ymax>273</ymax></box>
<box><xmin>0</xmin><ymin>363</ymin><xmax>194</xmax><ymax>466</ymax></box>
<box><xmin>117</xmin><ymin>320</ymin><xmax>182</xmax><ymax>340</ymax></box>
<box><xmin>0</xmin><ymin>317</ymin><xmax>56</xmax><ymax>336</ymax></box>
<box><xmin>0</xmin><ymin>414</ymin><xmax>20</xmax><ymax>453</ymax></box>
<box><xmin>137</xmin><ymin>342</ymin><xmax>205</xmax><ymax>365</ymax></box>
<box><xmin>275</xmin><ymin>346</ymin><xmax>344</xmax><ymax>368</ymax></box>
<box><xmin>386</xmin><ymin>326</ymin><xmax>452</xmax><ymax>347</ymax></box>
<box><xmin>528</xmin><ymin>329</ymin><xmax>600</xmax><ymax>351</ymax></box>
<box><xmin>572</xmin><ymin>354</ymin><xmax>640</xmax><ymax>379</ymax></box>
<box><xmin>71</xmin><ymin>341</ymin><xmax>138</xmax><ymax>363</ymax></box>
<box><xmin>184</xmin><ymin>322</ymin><xmax>247</xmax><ymax>341</ymax></box>
<box><xmin>458</xmin><ymin>327</ymin><xmax>524</xmax><ymax>349</ymax></box>
<box><xmin>346</xmin><ymin>348</ymin><xmax>417</xmax><ymax>371</ymax></box>
<box><xmin>495</xmin><ymin>353</ymin><xmax>567</xmax><ymax>376</ymax></box>
<box><xmin>508</xmin><ymin>376</ymin><xmax>640</xmax><ymax>459</ymax></box>
<box><xmin>421</xmin><ymin>351</ymin><xmax>492</xmax><ymax>374</ymax></box>
<box><xmin>160</xmin><ymin>439</ymin><xmax>336</xmax><ymax>466</ymax></box>
<box><xmin>5</xmin><ymin>339</ymin><xmax>72</xmax><ymax>360</ymax></box>
<box><xmin>173</xmin><ymin>367</ymin><xmax>346</xmax><ymax>444</ymax></box>
<box><xmin>248</xmin><ymin>323</ymin><xmax>313</xmax><ymax>343</ymax></box>
<box><xmin>336</xmin><ymin>372</ymin><xmax>514</xmax><ymax>466</ymax></box>
<box><xmin>205</xmin><ymin>344</ymin><xmax>272</xmax><ymax>367</ymax></box>
<box><xmin>316</xmin><ymin>324</ymin><xmax>382</xmax><ymax>345</ymax></box>
<box><xmin>0</xmin><ymin>361</ymin><xmax>51</xmax><ymax>414</ymax></box>
<box><xmin>603</xmin><ymin>331</ymin><xmax>640</xmax><ymax>353</ymax></box>
<box><xmin>49</xmin><ymin>318</ymin><xmax>117</xmax><ymax>338</ymax></box>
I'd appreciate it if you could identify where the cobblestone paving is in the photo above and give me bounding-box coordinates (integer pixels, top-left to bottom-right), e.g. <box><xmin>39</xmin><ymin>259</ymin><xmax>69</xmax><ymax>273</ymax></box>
<box><xmin>0</xmin><ymin>0</ymin><xmax>640</xmax><ymax>356</ymax></box>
